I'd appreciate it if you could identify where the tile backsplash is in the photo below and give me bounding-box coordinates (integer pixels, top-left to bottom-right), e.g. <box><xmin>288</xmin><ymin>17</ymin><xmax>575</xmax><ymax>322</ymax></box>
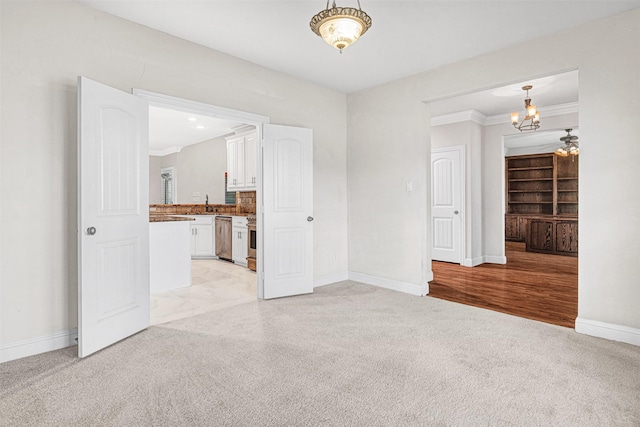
<box><xmin>150</xmin><ymin>191</ymin><xmax>256</xmax><ymax>215</ymax></box>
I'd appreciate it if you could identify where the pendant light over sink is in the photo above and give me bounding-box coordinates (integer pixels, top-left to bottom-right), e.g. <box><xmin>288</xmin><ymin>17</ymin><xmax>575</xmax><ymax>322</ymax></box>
<box><xmin>310</xmin><ymin>0</ymin><xmax>372</xmax><ymax>53</ymax></box>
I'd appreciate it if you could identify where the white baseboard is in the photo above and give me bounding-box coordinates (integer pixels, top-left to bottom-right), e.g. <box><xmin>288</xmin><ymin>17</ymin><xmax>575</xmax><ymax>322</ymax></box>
<box><xmin>575</xmin><ymin>317</ymin><xmax>640</xmax><ymax>347</ymax></box>
<box><xmin>462</xmin><ymin>257</ymin><xmax>484</xmax><ymax>267</ymax></box>
<box><xmin>314</xmin><ymin>271</ymin><xmax>349</xmax><ymax>288</ymax></box>
<box><xmin>1</xmin><ymin>328</ymin><xmax>78</xmax><ymax>364</ymax></box>
<box><xmin>348</xmin><ymin>271</ymin><xmax>427</xmax><ymax>296</ymax></box>
<box><xmin>484</xmin><ymin>255</ymin><xmax>507</xmax><ymax>264</ymax></box>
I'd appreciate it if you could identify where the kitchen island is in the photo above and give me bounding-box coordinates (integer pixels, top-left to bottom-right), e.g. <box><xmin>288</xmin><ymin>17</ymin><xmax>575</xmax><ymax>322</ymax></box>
<box><xmin>149</xmin><ymin>215</ymin><xmax>193</xmax><ymax>293</ymax></box>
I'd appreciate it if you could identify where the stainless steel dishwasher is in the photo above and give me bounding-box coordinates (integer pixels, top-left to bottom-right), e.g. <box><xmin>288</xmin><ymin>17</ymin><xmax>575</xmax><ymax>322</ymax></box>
<box><xmin>215</xmin><ymin>216</ymin><xmax>232</xmax><ymax>261</ymax></box>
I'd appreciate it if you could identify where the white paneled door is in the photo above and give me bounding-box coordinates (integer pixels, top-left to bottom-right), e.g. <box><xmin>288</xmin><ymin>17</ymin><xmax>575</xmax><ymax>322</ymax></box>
<box><xmin>262</xmin><ymin>124</ymin><xmax>313</xmax><ymax>299</ymax></box>
<box><xmin>431</xmin><ymin>146</ymin><xmax>464</xmax><ymax>264</ymax></box>
<box><xmin>77</xmin><ymin>77</ymin><xmax>150</xmax><ymax>358</ymax></box>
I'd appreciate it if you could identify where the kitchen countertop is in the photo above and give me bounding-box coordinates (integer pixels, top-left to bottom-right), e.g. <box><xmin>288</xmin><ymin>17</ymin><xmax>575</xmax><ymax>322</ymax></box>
<box><xmin>149</xmin><ymin>215</ymin><xmax>195</xmax><ymax>223</ymax></box>
<box><xmin>149</xmin><ymin>213</ymin><xmax>255</xmax><ymax>222</ymax></box>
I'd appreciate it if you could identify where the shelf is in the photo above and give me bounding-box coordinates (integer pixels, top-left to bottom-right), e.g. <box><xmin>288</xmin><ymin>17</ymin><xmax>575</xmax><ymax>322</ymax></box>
<box><xmin>558</xmin><ymin>201</ymin><xmax>578</xmax><ymax>204</ymax></box>
<box><xmin>508</xmin><ymin>190</ymin><xmax>553</xmax><ymax>193</ymax></box>
<box><xmin>508</xmin><ymin>178</ymin><xmax>553</xmax><ymax>182</ymax></box>
<box><xmin>557</xmin><ymin>177</ymin><xmax>579</xmax><ymax>180</ymax></box>
<box><xmin>509</xmin><ymin>201</ymin><xmax>553</xmax><ymax>204</ymax></box>
<box><xmin>508</xmin><ymin>166</ymin><xmax>553</xmax><ymax>171</ymax></box>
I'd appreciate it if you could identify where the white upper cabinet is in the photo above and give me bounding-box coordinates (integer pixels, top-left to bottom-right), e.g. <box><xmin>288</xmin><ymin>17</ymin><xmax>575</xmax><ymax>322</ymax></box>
<box><xmin>226</xmin><ymin>129</ymin><xmax>257</xmax><ymax>192</ymax></box>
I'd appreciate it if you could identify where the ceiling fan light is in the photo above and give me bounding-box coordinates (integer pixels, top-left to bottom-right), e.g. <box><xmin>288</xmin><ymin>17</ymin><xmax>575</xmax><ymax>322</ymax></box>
<box><xmin>555</xmin><ymin>147</ymin><xmax>568</xmax><ymax>157</ymax></box>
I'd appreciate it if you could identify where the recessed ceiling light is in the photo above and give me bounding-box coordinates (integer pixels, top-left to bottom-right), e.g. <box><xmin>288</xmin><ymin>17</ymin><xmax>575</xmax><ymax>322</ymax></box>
<box><xmin>195</xmin><ymin>125</ymin><xmax>205</xmax><ymax>129</ymax></box>
<box><xmin>187</xmin><ymin>117</ymin><xmax>197</xmax><ymax>122</ymax></box>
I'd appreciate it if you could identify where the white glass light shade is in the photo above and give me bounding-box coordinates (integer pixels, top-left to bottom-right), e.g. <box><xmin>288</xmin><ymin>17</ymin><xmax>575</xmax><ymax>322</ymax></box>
<box><xmin>511</xmin><ymin>112</ymin><xmax>519</xmax><ymax>124</ymax></box>
<box><xmin>527</xmin><ymin>104</ymin><xmax>537</xmax><ymax>117</ymax></box>
<box><xmin>533</xmin><ymin>112</ymin><xmax>540</xmax><ymax>123</ymax></box>
<box><xmin>310</xmin><ymin>6</ymin><xmax>372</xmax><ymax>52</ymax></box>
<box><xmin>319</xmin><ymin>17</ymin><xmax>363</xmax><ymax>51</ymax></box>
<box><xmin>555</xmin><ymin>147</ymin><xmax>568</xmax><ymax>157</ymax></box>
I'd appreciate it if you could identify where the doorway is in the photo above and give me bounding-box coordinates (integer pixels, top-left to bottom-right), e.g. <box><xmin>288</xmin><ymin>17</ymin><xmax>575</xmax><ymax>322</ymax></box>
<box><xmin>136</xmin><ymin>91</ymin><xmax>267</xmax><ymax>324</ymax></box>
<box><xmin>426</xmin><ymin>71</ymin><xmax>580</xmax><ymax>328</ymax></box>
<box><xmin>78</xmin><ymin>78</ymin><xmax>315</xmax><ymax>357</ymax></box>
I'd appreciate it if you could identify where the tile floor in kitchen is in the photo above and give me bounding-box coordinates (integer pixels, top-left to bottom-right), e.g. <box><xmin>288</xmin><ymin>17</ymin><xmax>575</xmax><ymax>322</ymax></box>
<box><xmin>150</xmin><ymin>259</ymin><xmax>256</xmax><ymax>325</ymax></box>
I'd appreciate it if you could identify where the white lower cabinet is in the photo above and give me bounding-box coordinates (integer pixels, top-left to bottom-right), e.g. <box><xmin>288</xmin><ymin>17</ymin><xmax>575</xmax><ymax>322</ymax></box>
<box><xmin>189</xmin><ymin>216</ymin><xmax>215</xmax><ymax>258</ymax></box>
<box><xmin>232</xmin><ymin>216</ymin><xmax>248</xmax><ymax>266</ymax></box>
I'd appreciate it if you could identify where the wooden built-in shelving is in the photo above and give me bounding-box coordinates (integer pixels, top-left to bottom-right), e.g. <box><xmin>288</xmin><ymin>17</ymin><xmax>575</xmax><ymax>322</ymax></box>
<box><xmin>505</xmin><ymin>153</ymin><xmax>578</xmax><ymax>256</ymax></box>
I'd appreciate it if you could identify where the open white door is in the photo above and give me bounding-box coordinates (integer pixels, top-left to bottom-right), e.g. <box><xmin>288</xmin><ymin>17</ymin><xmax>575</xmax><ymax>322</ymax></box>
<box><xmin>431</xmin><ymin>146</ymin><xmax>464</xmax><ymax>264</ymax></box>
<box><xmin>262</xmin><ymin>124</ymin><xmax>313</xmax><ymax>299</ymax></box>
<box><xmin>78</xmin><ymin>77</ymin><xmax>150</xmax><ymax>357</ymax></box>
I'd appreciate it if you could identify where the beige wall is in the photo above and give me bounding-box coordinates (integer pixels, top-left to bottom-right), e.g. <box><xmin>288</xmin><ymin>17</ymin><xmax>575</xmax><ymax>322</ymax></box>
<box><xmin>348</xmin><ymin>9</ymin><xmax>640</xmax><ymax>335</ymax></box>
<box><xmin>149</xmin><ymin>156</ymin><xmax>162</xmax><ymax>204</ymax></box>
<box><xmin>0</xmin><ymin>1</ymin><xmax>348</xmax><ymax>352</ymax></box>
<box><xmin>175</xmin><ymin>137</ymin><xmax>228</xmax><ymax>205</ymax></box>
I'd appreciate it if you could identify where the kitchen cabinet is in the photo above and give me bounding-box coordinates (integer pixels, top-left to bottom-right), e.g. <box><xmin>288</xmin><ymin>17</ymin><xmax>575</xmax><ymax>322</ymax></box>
<box><xmin>189</xmin><ymin>216</ymin><xmax>215</xmax><ymax>258</ymax></box>
<box><xmin>226</xmin><ymin>129</ymin><xmax>257</xmax><ymax>192</ymax></box>
<box><xmin>232</xmin><ymin>216</ymin><xmax>248</xmax><ymax>266</ymax></box>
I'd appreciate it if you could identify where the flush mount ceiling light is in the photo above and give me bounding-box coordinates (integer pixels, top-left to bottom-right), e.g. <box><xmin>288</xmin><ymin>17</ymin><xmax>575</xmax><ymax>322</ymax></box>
<box><xmin>310</xmin><ymin>0</ymin><xmax>372</xmax><ymax>53</ymax></box>
<box><xmin>555</xmin><ymin>128</ymin><xmax>579</xmax><ymax>157</ymax></box>
<box><xmin>511</xmin><ymin>85</ymin><xmax>541</xmax><ymax>132</ymax></box>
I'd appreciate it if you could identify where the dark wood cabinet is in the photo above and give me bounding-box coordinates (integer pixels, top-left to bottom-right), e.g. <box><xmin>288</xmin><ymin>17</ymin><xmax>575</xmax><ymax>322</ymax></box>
<box><xmin>505</xmin><ymin>154</ymin><xmax>578</xmax><ymax>255</ymax></box>
<box><xmin>526</xmin><ymin>218</ymin><xmax>578</xmax><ymax>256</ymax></box>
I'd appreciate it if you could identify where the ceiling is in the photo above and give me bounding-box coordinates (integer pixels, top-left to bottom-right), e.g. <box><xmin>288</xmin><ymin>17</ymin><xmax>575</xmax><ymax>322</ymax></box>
<box><xmin>79</xmin><ymin>0</ymin><xmax>640</xmax><ymax>94</ymax></box>
<box><xmin>430</xmin><ymin>70</ymin><xmax>578</xmax><ymax>117</ymax></box>
<box><xmin>149</xmin><ymin>106</ymin><xmax>244</xmax><ymax>155</ymax></box>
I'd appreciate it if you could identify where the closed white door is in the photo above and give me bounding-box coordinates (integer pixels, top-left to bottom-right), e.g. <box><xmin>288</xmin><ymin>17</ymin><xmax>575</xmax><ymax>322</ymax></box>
<box><xmin>262</xmin><ymin>124</ymin><xmax>313</xmax><ymax>299</ymax></box>
<box><xmin>431</xmin><ymin>146</ymin><xmax>464</xmax><ymax>264</ymax></box>
<box><xmin>78</xmin><ymin>76</ymin><xmax>150</xmax><ymax>358</ymax></box>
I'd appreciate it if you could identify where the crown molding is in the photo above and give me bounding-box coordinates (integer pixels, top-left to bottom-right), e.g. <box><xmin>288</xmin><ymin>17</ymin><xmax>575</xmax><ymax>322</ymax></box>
<box><xmin>432</xmin><ymin>102</ymin><xmax>579</xmax><ymax>127</ymax></box>
<box><xmin>431</xmin><ymin>110</ymin><xmax>487</xmax><ymax>127</ymax></box>
<box><xmin>149</xmin><ymin>145</ymin><xmax>183</xmax><ymax>156</ymax></box>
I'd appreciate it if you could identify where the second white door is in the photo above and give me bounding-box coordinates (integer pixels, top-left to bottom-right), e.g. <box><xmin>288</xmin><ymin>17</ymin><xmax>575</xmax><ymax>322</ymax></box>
<box><xmin>262</xmin><ymin>124</ymin><xmax>314</xmax><ymax>299</ymax></box>
<box><xmin>431</xmin><ymin>146</ymin><xmax>464</xmax><ymax>264</ymax></box>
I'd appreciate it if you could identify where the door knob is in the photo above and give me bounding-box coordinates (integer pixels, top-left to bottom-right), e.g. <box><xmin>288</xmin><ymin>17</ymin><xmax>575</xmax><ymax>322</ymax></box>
<box><xmin>307</xmin><ymin>216</ymin><xmax>314</xmax><ymax>222</ymax></box>
<box><xmin>454</xmin><ymin>210</ymin><xmax>459</xmax><ymax>215</ymax></box>
<box><xmin>86</xmin><ymin>226</ymin><xmax>97</xmax><ymax>236</ymax></box>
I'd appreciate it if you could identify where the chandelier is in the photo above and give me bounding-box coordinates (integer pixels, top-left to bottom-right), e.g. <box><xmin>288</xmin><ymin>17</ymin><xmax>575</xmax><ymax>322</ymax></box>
<box><xmin>555</xmin><ymin>129</ymin><xmax>579</xmax><ymax>157</ymax></box>
<box><xmin>310</xmin><ymin>0</ymin><xmax>372</xmax><ymax>53</ymax></box>
<box><xmin>511</xmin><ymin>85</ymin><xmax>540</xmax><ymax>132</ymax></box>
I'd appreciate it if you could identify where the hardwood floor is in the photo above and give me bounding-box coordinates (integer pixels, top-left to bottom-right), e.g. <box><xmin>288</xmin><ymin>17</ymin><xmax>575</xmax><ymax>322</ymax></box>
<box><xmin>429</xmin><ymin>241</ymin><xmax>578</xmax><ymax>328</ymax></box>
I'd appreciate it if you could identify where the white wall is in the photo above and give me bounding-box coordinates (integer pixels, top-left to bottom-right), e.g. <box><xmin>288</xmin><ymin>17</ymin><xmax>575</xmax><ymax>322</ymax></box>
<box><xmin>176</xmin><ymin>137</ymin><xmax>227</xmax><ymax>205</ymax></box>
<box><xmin>430</xmin><ymin>120</ymin><xmax>483</xmax><ymax>265</ymax></box>
<box><xmin>348</xmin><ymin>9</ymin><xmax>640</xmax><ymax>342</ymax></box>
<box><xmin>0</xmin><ymin>1</ymin><xmax>348</xmax><ymax>359</ymax></box>
<box><xmin>149</xmin><ymin>156</ymin><xmax>162</xmax><ymax>204</ymax></box>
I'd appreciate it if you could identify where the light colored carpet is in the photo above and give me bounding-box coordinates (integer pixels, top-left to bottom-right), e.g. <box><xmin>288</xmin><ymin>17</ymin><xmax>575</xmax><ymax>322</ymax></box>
<box><xmin>1</xmin><ymin>281</ymin><xmax>639</xmax><ymax>426</ymax></box>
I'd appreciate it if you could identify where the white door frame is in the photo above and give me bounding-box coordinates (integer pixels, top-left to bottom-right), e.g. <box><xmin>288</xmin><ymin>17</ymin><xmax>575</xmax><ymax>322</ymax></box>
<box><xmin>132</xmin><ymin>89</ymin><xmax>269</xmax><ymax>298</ymax></box>
<box><xmin>431</xmin><ymin>145</ymin><xmax>466</xmax><ymax>265</ymax></box>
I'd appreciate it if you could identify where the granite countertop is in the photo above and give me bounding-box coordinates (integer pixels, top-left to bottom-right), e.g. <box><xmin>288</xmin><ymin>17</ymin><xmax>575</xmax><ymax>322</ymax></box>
<box><xmin>149</xmin><ymin>214</ymin><xmax>195</xmax><ymax>223</ymax></box>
